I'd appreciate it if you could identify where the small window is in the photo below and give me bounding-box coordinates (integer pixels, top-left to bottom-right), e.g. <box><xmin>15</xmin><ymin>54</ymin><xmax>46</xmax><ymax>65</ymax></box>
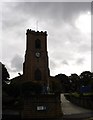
<box><xmin>35</xmin><ymin>69</ymin><xmax>42</xmax><ymax>81</ymax></box>
<box><xmin>35</xmin><ymin>39</ymin><xmax>41</xmax><ymax>49</ymax></box>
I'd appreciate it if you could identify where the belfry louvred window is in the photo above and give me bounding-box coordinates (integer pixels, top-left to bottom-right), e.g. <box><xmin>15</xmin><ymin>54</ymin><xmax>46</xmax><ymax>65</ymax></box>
<box><xmin>35</xmin><ymin>39</ymin><xmax>41</xmax><ymax>49</ymax></box>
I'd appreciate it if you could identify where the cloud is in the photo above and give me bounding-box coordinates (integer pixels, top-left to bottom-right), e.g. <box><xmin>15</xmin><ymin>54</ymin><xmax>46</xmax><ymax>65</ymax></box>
<box><xmin>78</xmin><ymin>44</ymin><xmax>91</xmax><ymax>53</ymax></box>
<box><xmin>10</xmin><ymin>54</ymin><xmax>23</xmax><ymax>72</ymax></box>
<box><xmin>76</xmin><ymin>58</ymin><xmax>84</xmax><ymax>65</ymax></box>
<box><xmin>1</xmin><ymin>2</ymin><xmax>91</xmax><ymax>78</ymax></box>
<box><xmin>2</xmin><ymin>2</ymin><xmax>91</xmax><ymax>30</ymax></box>
<box><xmin>62</xmin><ymin>60</ymin><xmax>69</xmax><ymax>65</ymax></box>
<box><xmin>49</xmin><ymin>59</ymin><xmax>57</xmax><ymax>70</ymax></box>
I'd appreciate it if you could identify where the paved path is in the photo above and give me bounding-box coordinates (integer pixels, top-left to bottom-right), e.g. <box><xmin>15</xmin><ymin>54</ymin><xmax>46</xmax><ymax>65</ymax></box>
<box><xmin>61</xmin><ymin>94</ymin><xmax>93</xmax><ymax>119</ymax></box>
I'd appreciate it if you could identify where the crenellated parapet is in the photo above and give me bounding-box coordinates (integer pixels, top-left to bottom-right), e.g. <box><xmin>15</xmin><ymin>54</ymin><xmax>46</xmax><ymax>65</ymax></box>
<box><xmin>26</xmin><ymin>29</ymin><xmax>47</xmax><ymax>36</ymax></box>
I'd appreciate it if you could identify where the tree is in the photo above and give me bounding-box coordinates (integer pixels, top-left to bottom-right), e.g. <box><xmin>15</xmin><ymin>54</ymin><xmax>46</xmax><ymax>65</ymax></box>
<box><xmin>80</xmin><ymin>71</ymin><xmax>92</xmax><ymax>86</ymax></box>
<box><xmin>69</xmin><ymin>73</ymin><xmax>80</xmax><ymax>92</ymax></box>
<box><xmin>79</xmin><ymin>71</ymin><xmax>93</xmax><ymax>93</ymax></box>
<box><xmin>0</xmin><ymin>62</ymin><xmax>11</xmax><ymax>94</ymax></box>
<box><xmin>0</xmin><ymin>62</ymin><xmax>10</xmax><ymax>84</ymax></box>
<box><xmin>50</xmin><ymin>79</ymin><xmax>62</xmax><ymax>93</ymax></box>
<box><xmin>0</xmin><ymin>62</ymin><xmax>16</xmax><ymax>107</ymax></box>
<box><xmin>55</xmin><ymin>74</ymin><xmax>70</xmax><ymax>93</ymax></box>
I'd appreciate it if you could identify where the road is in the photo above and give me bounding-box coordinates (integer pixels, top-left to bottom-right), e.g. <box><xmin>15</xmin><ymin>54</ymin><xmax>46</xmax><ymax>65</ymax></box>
<box><xmin>61</xmin><ymin>94</ymin><xmax>93</xmax><ymax>119</ymax></box>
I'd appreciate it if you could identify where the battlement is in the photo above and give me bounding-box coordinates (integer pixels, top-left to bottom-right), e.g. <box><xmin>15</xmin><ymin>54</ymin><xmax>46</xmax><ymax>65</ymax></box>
<box><xmin>26</xmin><ymin>29</ymin><xmax>47</xmax><ymax>35</ymax></box>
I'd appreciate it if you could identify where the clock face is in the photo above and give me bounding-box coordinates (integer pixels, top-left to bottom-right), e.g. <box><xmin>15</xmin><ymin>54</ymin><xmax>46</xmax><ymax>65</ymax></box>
<box><xmin>35</xmin><ymin>52</ymin><xmax>41</xmax><ymax>58</ymax></box>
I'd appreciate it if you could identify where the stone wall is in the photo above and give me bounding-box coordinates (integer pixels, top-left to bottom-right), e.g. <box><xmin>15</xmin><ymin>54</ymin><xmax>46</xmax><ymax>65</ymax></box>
<box><xmin>21</xmin><ymin>94</ymin><xmax>63</xmax><ymax>119</ymax></box>
<box><xmin>65</xmin><ymin>94</ymin><xmax>93</xmax><ymax>110</ymax></box>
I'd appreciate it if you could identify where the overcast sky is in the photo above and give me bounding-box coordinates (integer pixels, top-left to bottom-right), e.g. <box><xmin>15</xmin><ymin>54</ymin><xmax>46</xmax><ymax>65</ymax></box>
<box><xmin>1</xmin><ymin>2</ymin><xmax>91</xmax><ymax>78</ymax></box>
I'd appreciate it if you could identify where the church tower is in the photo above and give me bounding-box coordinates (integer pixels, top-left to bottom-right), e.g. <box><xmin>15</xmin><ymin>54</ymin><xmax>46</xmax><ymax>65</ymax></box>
<box><xmin>9</xmin><ymin>29</ymin><xmax>63</xmax><ymax>119</ymax></box>
<box><xmin>23</xmin><ymin>29</ymin><xmax>50</xmax><ymax>85</ymax></box>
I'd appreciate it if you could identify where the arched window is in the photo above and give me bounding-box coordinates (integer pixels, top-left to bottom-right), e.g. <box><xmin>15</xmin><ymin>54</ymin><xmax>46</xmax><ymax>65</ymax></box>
<box><xmin>35</xmin><ymin>39</ymin><xmax>41</xmax><ymax>49</ymax></box>
<box><xmin>35</xmin><ymin>69</ymin><xmax>42</xmax><ymax>81</ymax></box>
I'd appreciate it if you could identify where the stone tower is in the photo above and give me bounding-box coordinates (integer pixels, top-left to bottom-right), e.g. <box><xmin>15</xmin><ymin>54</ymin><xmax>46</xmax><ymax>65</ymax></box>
<box><xmin>8</xmin><ymin>29</ymin><xmax>63</xmax><ymax>119</ymax></box>
<box><xmin>23</xmin><ymin>29</ymin><xmax>50</xmax><ymax>86</ymax></box>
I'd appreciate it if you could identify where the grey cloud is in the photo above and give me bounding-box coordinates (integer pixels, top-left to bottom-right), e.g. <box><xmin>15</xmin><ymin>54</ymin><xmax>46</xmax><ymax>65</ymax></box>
<box><xmin>76</xmin><ymin>58</ymin><xmax>84</xmax><ymax>65</ymax></box>
<box><xmin>1</xmin><ymin>2</ymin><xmax>91</xmax><ymax>78</ymax></box>
<box><xmin>50</xmin><ymin>50</ymin><xmax>74</xmax><ymax>61</ymax></box>
<box><xmin>11</xmin><ymin>54</ymin><xmax>23</xmax><ymax>72</ymax></box>
<box><xmin>17</xmin><ymin>2</ymin><xmax>90</xmax><ymax>18</ymax></box>
<box><xmin>49</xmin><ymin>59</ymin><xmax>57</xmax><ymax>70</ymax></box>
<box><xmin>60</xmin><ymin>2</ymin><xmax>90</xmax><ymax>21</ymax></box>
<box><xmin>62</xmin><ymin>60</ymin><xmax>69</xmax><ymax>65</ymax></box>
<box><xmin>2</xmin><ymin>6</ymin><xmax>27</xmax><ymax>30</ymax></box>
<box><xmin>2</xmin><ymin>2</ymin><xmax>91</xmax><ymax>30</ymax></box>
<box><xmin>78</xmin><ymin>44</ymin><xmax>91</xmax><ymax>53</ymax></box>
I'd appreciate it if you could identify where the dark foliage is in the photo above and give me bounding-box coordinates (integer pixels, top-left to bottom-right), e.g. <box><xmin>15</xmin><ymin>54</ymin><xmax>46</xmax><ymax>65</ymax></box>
<box><xmin>52</xmin><ymin>71</ymin><xmax>93</xmax><ymax>94</ymax></box>
<box><xmin>21</xmin><ymin>82</ymin><xmax>43</xmax><ymax>95</ymax></box>
<box><xmin>0</xmin><ymin>62</ymin><xmax>10</xmax><ymax>83</ymax></box>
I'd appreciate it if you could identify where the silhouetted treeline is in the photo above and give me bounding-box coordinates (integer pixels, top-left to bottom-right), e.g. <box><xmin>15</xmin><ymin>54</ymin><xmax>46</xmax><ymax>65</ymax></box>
<box><xmin>51</xmin><ymin>71</ymin><xmax>93</xmax><ymax>93</ymax></box>
<box><xmin>1</xmin><ymin>62</ymin><xmax>93</xmax><ymax>95</ymax></box>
